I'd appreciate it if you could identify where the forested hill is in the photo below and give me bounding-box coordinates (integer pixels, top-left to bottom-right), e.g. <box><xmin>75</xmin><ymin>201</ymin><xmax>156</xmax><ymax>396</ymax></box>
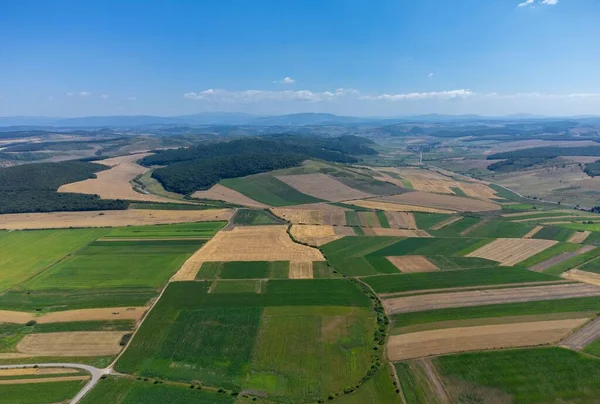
<box><xmin>0</xmin><ymin>161</ymin><xmax>129</xmax><ymax>214</ymax></box>
<box><xmin>488</xmin><ymin>146</ymin><xmax>600</xmax><ymax>160</ymax></box>
<box><xmin>144</xmin><ymin>135</ymin><xmax>378</xmax><ymax>195</ymax></box>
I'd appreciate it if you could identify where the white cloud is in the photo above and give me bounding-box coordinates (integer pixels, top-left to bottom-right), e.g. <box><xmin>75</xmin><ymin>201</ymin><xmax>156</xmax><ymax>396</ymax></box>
<box><xmin>428</xmin><ymin>72</ymin><xmax>434</xmax><ymax>77</ymax></box>
<box><xmin>79</xmin><ymin>91</ymin><xmax>91</xmax><ymax>97</ymax></box>
<box><xmin>518</xmin><ymin>0</ymin><xmax>535</xmax><ymax>7</ymax></box>
<box><xmin>66</xmin><ymin>92</ymin><xmax>75</xmax><ymax>96</ymax></box>
<box><xmin>184</xmin><ymin>88</ymin><xmax>357</xmax><ymax>103</ymax></box>
<box><xmin>101</xmin><ymin>94</ymin><xmax>109</xmax><ymax>99</ymax></box>
<box><xmin>361</xmin><ymin>89</ymin><xmax>475</xmax><ymax>101</ymax></box>
<box><xmin>273</xmin><ymin>76</ymin><xmax>296</xmax><ymax>85</ymax></box>
<box><xmin>541</xmin><ymin>0</ymin><xmax>558</xmax><ymax>4</ymax></box>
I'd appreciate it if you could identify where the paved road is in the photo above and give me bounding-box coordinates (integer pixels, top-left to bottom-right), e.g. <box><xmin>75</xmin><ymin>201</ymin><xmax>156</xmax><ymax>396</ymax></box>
<box><xmin>0</xmin><ymin>363</ymin><xmax>109</xmax><ymax>403</ymax></box>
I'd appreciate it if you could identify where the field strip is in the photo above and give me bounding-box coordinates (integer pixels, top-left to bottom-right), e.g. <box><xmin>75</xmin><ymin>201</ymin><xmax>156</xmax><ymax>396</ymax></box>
<box><xmin>460</xmin><ymin>218</ymin><xmax>489</xmax><ymax>236</ymax></box>
<box><xmin>16</xmin><ymin>332</ymin><xmax>126</xmax><ymax>356</ymax></box>
<box><xmin>192</xmin><ymin>183</ymin><xmax>268</xmax><ymax>208</ymax></box>
<box><xmin>0</xmin><ymin>375</ymin><xmax>89</xmax><ymax>385</ymax></box>
<box><xmin>0</xmin><ymin>209</ymin><xmax>234</xmax><ymax>230</ymax></box>
<box><xmin>345</xmin><ymin>200</ymin><xmax>455</xmax><ymax>214</ymax></box>
<box><xmin>512</xmin><ymin>215</ymin><xmax>600</xmax><ymax>223</ymax></box>
<box><xmin>502</xmin><ymin>210</ymin><xmax>579</xmax><ymax>218</ymax></box>
<box><xmin>0</xmin><ymin>307</ymin><xmax>147</xmax><ymax>324</ymax></box>
<box><xmin>419</xmin><ymin>359</ymin><xmax>451</xmax><ymax>404</ymax></box>
<box><xmin>379</xmin><ymin>191</ymin><xmax>501</xmax><ymax>212</ymax></box>
<box><xmin>96</xmin><ymin>237</ymin><xmax>209</xmax><ymax>241</ymax></box>
<box><xmin>523</xmin><ymin>225</ymin><xmax>544</xmax><ymax>239</ymax></box>
<box><xmin>290</xmin><ymin>224</ymin><xmax>341</xmax><ymax>246</ymax></box>
<box><xmin>467</xmin><ymin>238</ymin><xmax>557</xmax><ymax>266</ymax></box>
<box><xmin>0</xmin><ymin>367</ymin><xmax>81</xmax><ymax>377</ymax></box>
<box><xmin>569</xmin><ymin>231</ymin><xmax>592</xmax><ymax>243</ymax></box>
<box><xmin>270</xmin><ymin>208</ymin><xmax>324</xmax><ymax>225</ymax></box>
<box><xmin>386</xmin><ymin>211</ymin><xmax>417</xmax><ymax>229</ymax></box>
<box><xmin>371</xmin><ymin>228</ymin><xmax>431</xmax><ymax>237</ymax></box>
<box><xmin>382</xmin><ymin>283</ymin><xmax>600</xmax><ymax>314</ymax></box>
<box><xmin>431</xmin><ymin>216</ymin><xmax>463</xmax><ymax>231</ymax></box>
<box><xmin>58</xmin><ymin>153</ymin><xmax>179</xmax><ymax>203</ymax></box>
<box><xmin>387</xmin><ymin>256</ymin><xmax>438</xmax><ymax>273</ymax></box>
<box><xmin>276</xmin><ymin>173</ymin><xmax>373</xmax><ymax>202</ymax></box>
<box><xmin>378</xmin><ymin>280</ymin><xmax>575</xmax><ymax>298</ymax></box>
<box><xmin>172</xmin><ymin>225</ymin><xmax>325</xmax><ymax>281</ymax></box>
<box><xmin>289</xmin><ymin>262</ymin><xmax>313</xmax><ymax>279</ymax></box>
<box><xmin>559</xmin><ymin>316</ymin><xmax>600</xmax><ymax>350</ymax></box>
<box><xmin>387</xmin><ymin>318</ymin><xmax>589</xmax><ymax>361</ymax></box>
<box><xmin>563</xmin><ymin>269</ymin><xmax>600</xmax><ymax>287</ymax></box>
<box><xmin>530</xmin><ymin>245</ymin><xmax>597</xmax><ymax>272</ymax></box>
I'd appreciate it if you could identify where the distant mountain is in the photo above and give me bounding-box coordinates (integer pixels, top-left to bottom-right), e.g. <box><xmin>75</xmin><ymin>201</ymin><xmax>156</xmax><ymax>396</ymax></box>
<box><xmin>251</xmin><ymin>113</ymin><xmax>370</xmax><ymax>126</ymax></box>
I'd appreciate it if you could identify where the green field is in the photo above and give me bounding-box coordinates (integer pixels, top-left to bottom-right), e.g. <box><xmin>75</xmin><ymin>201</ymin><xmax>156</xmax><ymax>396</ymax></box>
<box><xmin>377</xmin><ymin>211</ymin><xmax>391</xmax><ymax>228</ymax></box>
<box><xmin>436</xmin><ymin>348</ymin><xmax>600</xmax><ymax>403</ymax></box>
<box><xmin>543</xmin><ymin>247</ymin><xmax>600</xmax><ymax>275</ymax></box>
<box><xmin>517</xmin><ymin>242</ymin><xmax>581</xmax><ymax>268</ymax></box>
<box><xmin>580</xmin><ymin>257</ymin><xmax>600</xmax><ymax>273</ymax></box>
<box><xmin>328</xmin><ymin>367</ymin><xmax>400</xmax><ymax>404</ymax></box>
<box><xmin>212</xmin><ymin>279</ymin><xmax>260</xmax><ymax>293</ymax></box>
<box><xmin>466</xmin><ymin>219</ymin><xmax>535</xmax><ymax>238</ymax></box>
<box><xmin>391</xmin><ymin>296</ymin><xmax>600</xmax><ymax>330</ymax></box>
<box><xmin>0</xmin><ymin>380</ymin><xmax>86</xmax><ymax>404</ymax></box>
<box><xmin>555</xmin><ymin>222</ymin><xmax>600</xmax><ymax>232</ymax></box>
<box><xmin>345</xmin><ymin>211</ymin><xmax>362</xmax><ymax>226</ymax></box>
<box><xmin>429</xmin><ymin>216</ymin><xmax>480</xmax><ymax>236</ymax></box>
<box><xmin>196</xmin><ymin>261</ymin><xmax>290</xmax><ymax>280</ymax></box>
<box><xmin>102</xmin><ymin>222</ymin><xmax>225</xmax><ymax>239</ymax></box>
<box><xmin>426</xmin><ymin>256</ymin><xmax>498</xmax><ymax>270</ymax></box>
<box><xmin>25</xmin><ymin>240</ymin><xmax>203</xmax><ymax>290</ymax></box>
<box><xmin>533</xmin><ymin>225</ymin><xmax>577</xmax><ymax>241</ymax></box>
<box><xmin>232</xmin><ymin>208</ymin><xmax>284</xmax><ymax>225</ymax></box>
<box><xmin>584</xmin><ymin>338</ymin><xmax>600</xmax><ymax>358</ymax></box>
<box><xmin>395</xmin><ymin>361</ymin><xmax>438</xmax><ymax>404</ymax></box>
<box><xmin>116</xmin><ymin>280</ymin><xmax>373</xmax><ymax>399</ymax></box>
<box><xmin>221</xmin><ymin>174</ymin><xmax>323</xmax><ymax>206</ymax></box>
<box><xmin>0</xmin><ymin>229</ymin><xmax>107</xmax><ymax>292</ymax></box>
<box><xmin>363</xmin><ymin>267</ymin><xmax>556</xmax><ymax>294</ymax></box>
<box><xmin>81</xmin><ymin>377</ymin><xmax>234</xmax><ymax>404</ymax></box>
<box><xmin>412</xmin><ymin>213</ymin><xmax>451</xmax><ymax>230</ymax></box>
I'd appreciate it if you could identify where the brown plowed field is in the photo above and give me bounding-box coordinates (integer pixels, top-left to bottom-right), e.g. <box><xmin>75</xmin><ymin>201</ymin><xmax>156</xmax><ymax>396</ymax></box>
<box><xmin>387</xmin><ymin>256</ymin><xmax>438</xmax><ymax>273</ymax></box>
<box><xmin>523</xmin><ymin>225</ymin><xmax>544</xmax><ymax>239</ymax></box>
<box><xmin>431</xmin><ymin>216</ymin><xmax>463</xmax><ymax>231</ymax></box>
<box><xmin>289</xmin><ymin>262</ymin><xmax>314</xmax><ymax>279</ymax></box>
<box><xmin>386</xmin><ymin>212</ymin><xmax>417</xmax><ymax>229</ymax></box>
<box><xmin>380</xmin><ymin>192</ymin><xmax>500</xmax><ymax>212</ymax></box>
<box><xmin>346</xmin><ymin>200</ymin><xmax>455</xmax><ymax>214</ymax></box>
<box><xmin>358</xmin><ymin>212</ymin><xmax>381</xmax><ymax>228</ymax></box>
<box><xmin>0</xmin><ymin>376</ymin><xmax>90</xmax><ymax>385</ymax></box>
<box><xmin>270</xmin><ymin>208</ymin><xmax>324</xmax><ymax>224</ymax></box>
<box><xmin>569</xmin><ymin>231</ymin><xmax>592</xmax><ymax>243</ymax></box>
<box><xmin>58</xmin><ymin>153</ymin><xmax>176</xmax><ymax>203</ymax></box>
<box><xmin>560</xmin><ymin>316</ymin><xmax>600</xmax><ymax>350</ymax></box>
<box><xmin>276</xmin><ymin>173</ymin><xmax>373</xmax><ymax>202</ymax></box>
<box><xmin>289</xmin><ymin>225</ymin><xmax>341</xmax><ymax>246</ymax></box>
<box><xmin>16</xmin><ymin>331</ymin><xmax>125</xmax><ymax>356</ymax></box>
<box><xmin>0</xmin><ymin>209</ymin><xmax>234</xmax><ymax>230</ymax></box>
<box><xmin>0</xmin><ymin>307</ymin><xmax>147</xmax><ymax>324</ymax></box>
<box><xmin>387</xmin><ymin>318</ymin><xmax>588</xmax><ymax>361</ymax></box>
<box><xmin>563</xmin><ymin>269</ymin><xmax>600</xmax><ymax>287</ymax></box>
<box><xmin>371</xmin><ymin>228</ymin><xmax>431</xmax><ymax>237</ymax></box>
<box><xmin>323</xmin><ymin>211</ymin><xmax>347</xmax><ymax>226</ymax></box>
<box><xmin>173</xmin><ymin>226</ymin><xmax>324</xmax><ymax>280</ymax></box>
<box><xmin>382</xmin><ymin>283</ymin><xmax>600</xmax><ymax>314</ymax></box>
<box><xmin>193</xmin><ymin>184</ymin><xmax>268</xmax><ymax>208</ymax></box>
<box><xmin>466</xmin><ymin>238</ymin><xmax>557</xmax><ymax>266</ymax></box>
<box><xmin>333</xmin><ymin>226</ymin><xmax>356</xmax><ymax>236</ymax></box>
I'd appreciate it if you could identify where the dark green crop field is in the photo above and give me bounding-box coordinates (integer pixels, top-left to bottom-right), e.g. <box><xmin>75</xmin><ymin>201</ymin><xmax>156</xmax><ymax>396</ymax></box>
<box><xmin>102</xmin><ymin>221</ymin><xmax>226</xmax><ymax>239</ymax></box>
<box><xmin>231</xmin><ymin>208</ymin><xmax>284</xmax><ymax>225</ymax></box>
<box><xmin>221</xmin><ymin>174</ymin><xmax>323</xmax><ymax>206</ymax></box>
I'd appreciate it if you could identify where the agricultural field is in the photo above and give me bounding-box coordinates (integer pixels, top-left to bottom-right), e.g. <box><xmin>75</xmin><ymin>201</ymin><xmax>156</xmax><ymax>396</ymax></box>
<box><xmin>102</xmin><ymin>221</ymin><xmax>226</xmax><ymax>239</ymax></box>
<box><xmin>192</xmin><ymin>183</ymin><xmax>268</xmax><ymax>208</ymax></box>
<box><xmin>231</xmin><ymin>208</ymin><xmax>284</xmax><ymax>225</ymax></box>
<box><xmin>0</xmin><ymin>379</ymin><xmax>87</xmax><ymax>404</ymax></box>
<box><xmin>221</xmin><ymin>174</ymin><xmax>324</xmax><ymax>206</ymax></box>
<box><xmin>276</xmin><ymin>173</ymin><xmax>373</xmax><ymax>201</ymax></box>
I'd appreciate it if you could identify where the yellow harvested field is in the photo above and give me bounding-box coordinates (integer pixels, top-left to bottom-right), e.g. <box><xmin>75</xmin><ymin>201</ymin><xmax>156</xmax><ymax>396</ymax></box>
<box><xmin>380</xmin><ymin>192</ymin><xmax>501</xmax><ymax>212</ymax></box>
<box><xmin>467</xmin><ymin>238</ymin><xmax>557</xmax><ymax>266</ymax></box>
<box><xmin>386</xmin><ymin>212</ymin><xmax>417</xmax><ymax>229</ymax></box>
<box><xmin>289</xmin><ymin>262</ymin><xmax>314</xmax><ymax>279</ymax></box>
<box><xmin>275</xmin><ymin>203</ymin><xmax>348</xmax><ymax>225</ymax></box>
<box><xmin>457</xmin><ymin>182</ymin><xmax>498</xmax><ymax>199</ymax></box>
<box><xmin>568</xmin><ymin>231</ymin><xmax>592</xmax><ymax>243</ymax></box>
<box><xmin>0</xmin><ymin>368</ymin><xmax>80</xmax><ymax>377</ymax></box>
<box><xmin>563</xmin><ymin>269</ymin><xmax>600</xmax><ymax>287</ymax></box>
<box><xmin>290</xmin><ymin>225</ymin><xmax>341</xmax><ymax>247</ymax></box>
<box><xmin>58</xmin><ymin>153</ymin><xmax>176</xmax><ymax>203</ymax></box>
<box><xmin>501</xmin><ymin>210</ymin><xmax>577</xmax><ymax>218</ymax></box>
<box><xmin>173</xmin><ymin>226</ymin><xmax>325</xmax><ymax>280</ymax></box>
<box><xmin>382</xmin><ymin>283</ymin><xmax>600</xmax><ymax>314</ymax></box>
<box><xmin>0</xmin><ymin>353</ymin><xmax>31</xmax><ymax>359</ymax></box>
<box><xmin>512</xmin><ymin>215</ymin><xmax>599</xmax><ymax>223</ymax></box>
<box><xmin>192</xmin><ymin>184</ymin><xmax>268</xmax><ymax>208</ymax></box>
<box><xmin>334</xmin><ymin>226</ymin><xmax>356</xmax><ymax>236</ymax></box>
<box><xmin>276</xmin><ymin>173</ymin><xmax>373</xmax><ymax>202</ymax></box>
<box><xmin>387</xmin><ymin>318</ymin><xmax>589</xmax><ymax>361</ymax></box>
<box><xmin>0</xmin><ymin>376</ymin><xmax>90</xmax><ymax>385</ymax></box>
<box><xmin>523</xmin><ymin>225</ymin><xmax>544</xmax><ymax>239</ymax></box>
<box><xmin>16</xmin><ymin>331</ymin><xmax>126</xmax><ymax>356</ymax></box>
<box><xmin>431</xmin><ymin>216</ymin><xmax>463</xmax><ymax>231</ymax></box>
<box><xmin>270</xmin><ymin>208</ymin><xmax>324</xmax><ymax>225</ymax></box>
<box><xmin>387</xmin><ymin>256</ymin><xmax>438</xmax><ymax>273</ymax></box>
<box><xmin>0</xmin><ymin>209</ymin><xmax>233</xmax><ymax>230</ymax></box>
<box><xmin>323</xmin><ymin>211</ymin><xmax>347</xmax><ymax>226</ymax></box>
<box><xmin>371</xmin><ymin>228</ymin><xmax>431</xmax><ymax>237</ymax></box>
<box><xmin>0</xmin><ymin>307</ymin><xmax>147</xmax><ymax>324</ymax></box>
<box><xmin>346</xmin><ymin>200</ymin><xmax>455</xmax><ymax>214</ymax></box>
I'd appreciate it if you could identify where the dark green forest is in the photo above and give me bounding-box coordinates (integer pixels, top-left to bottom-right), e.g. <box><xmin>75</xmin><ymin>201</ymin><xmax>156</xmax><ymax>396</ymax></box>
<box><xmin>144</xmin><ymin>135</ymin><xmax>377</xmax><ymax>194</ymax></box>
<box><xmin>488</xmin><ymin>146</ymin><xmax>600</xmax><ymax>160</ymax></box>
<box><xmin>584</xmin><ymin>160</ymin><xmax>600</xmax><ymax>177</ymax></box>
<box><xmin>0</xmin><ymin>161</ymin><xmax>129</xmax><ymax>214</ymax></box>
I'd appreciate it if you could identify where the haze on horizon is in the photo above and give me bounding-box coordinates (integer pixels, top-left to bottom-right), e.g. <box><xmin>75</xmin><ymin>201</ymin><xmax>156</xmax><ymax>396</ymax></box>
<box><xmin>1</xmin><ymin>0</ymin><xmax>600</xmax><ymax>118</ymax></box>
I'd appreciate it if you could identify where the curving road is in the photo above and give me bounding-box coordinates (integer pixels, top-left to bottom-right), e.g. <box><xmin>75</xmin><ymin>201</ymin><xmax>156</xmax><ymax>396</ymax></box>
<box><xmin>0</xmin><ymin>363</ymin><xmax>109</xmax><ymax>403</ymax></box>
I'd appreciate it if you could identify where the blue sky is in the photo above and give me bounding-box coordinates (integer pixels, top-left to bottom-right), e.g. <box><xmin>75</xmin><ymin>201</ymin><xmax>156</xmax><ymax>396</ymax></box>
<box><xmin>1</xmin><ymin>0</ymin><xmax>599</xmax><ymax>117</ymax></box>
